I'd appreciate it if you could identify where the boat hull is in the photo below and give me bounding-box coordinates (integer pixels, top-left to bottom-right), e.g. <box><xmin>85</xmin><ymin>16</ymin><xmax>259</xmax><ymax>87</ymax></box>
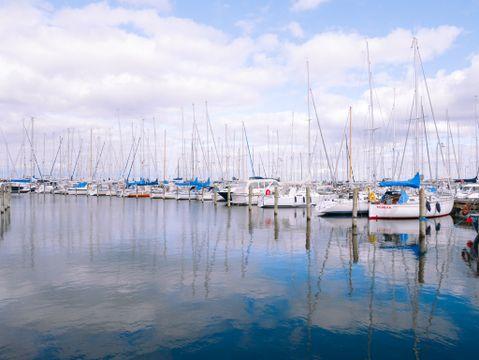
<box><xmin>368</xmin><ymin>196</ymin><xmax>454</xmax><ymax>219</ymax></box>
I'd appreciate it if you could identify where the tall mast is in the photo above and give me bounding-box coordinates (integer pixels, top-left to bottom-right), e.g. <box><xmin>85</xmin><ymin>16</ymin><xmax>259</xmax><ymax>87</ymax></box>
<box><xmin>475</xmin><ymin>95</ymin><xmax>478</xmax><ymax>174</ymax></box>
<box><xmin>348</xmin><ymin>106</ymin><xmax>353</xmax><ymax>182</ymax></box>
<box><xmin>366</xmin><ymin>41</ymin><xmax>376</xmax><ymax>181</ymax></box>
<box><xmin>30</xmin><ymin>117</ymin><xmax>34</xmax><ymax>178</ymax></box>
<box><xmin>205</xmin><ymin>101</ymin><xmax>210</xmax><ymax>178</ymax></box>
<box><xmin>163</xmin><ymin>129</ymin><xmax>167</xmax><ymax>181</ymax></box>
<box><xmin>181</xmin><ymin>108</ymin><xmax>185</xmax><ymax>178</ymax></box>
<box><xmin>290</xmin><ymin>112</ymin><xmax>294</xmax><ymax>181</ymax></box>
<box><xmin>413</xmin><ymin>37</ymin><xmax>420</xmax><ymax>175</ymax></box>
<box><xmin>306</xmin><ymin>60</ymin><xmax>312</xmax><ymax>180</ymax></box>
<box><xmin>153</xmin><ymin>117</ymin><xmax>158</xmax><ymax>178</ymax></box>
<box><xmin>89</xmin><ymin>128</ymin><xmax>93</xmax><ymax>180</ymax></box>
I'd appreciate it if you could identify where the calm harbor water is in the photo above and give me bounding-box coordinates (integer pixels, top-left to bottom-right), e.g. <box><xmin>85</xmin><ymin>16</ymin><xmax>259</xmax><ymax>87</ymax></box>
<box><xmin>0</xmin><ymin>195</ymin><xmax>478</xmax><ymax>359</ymax></box>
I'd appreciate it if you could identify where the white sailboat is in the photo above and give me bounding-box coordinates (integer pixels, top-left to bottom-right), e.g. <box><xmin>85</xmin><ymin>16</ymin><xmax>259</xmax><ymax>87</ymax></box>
<box><xmin>368</xmin><ymin>173</ymin><xmax>454</xmax><ymax>219</ymax></box>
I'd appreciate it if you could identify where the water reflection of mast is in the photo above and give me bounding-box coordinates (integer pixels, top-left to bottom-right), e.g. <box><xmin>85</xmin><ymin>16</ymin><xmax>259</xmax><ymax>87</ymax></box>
<box><xmin>312</xmin><ymin>227</ymin><xmax>334</xmax><ymax>309</ymax></box>
<box><xmin>423</xmin><ymin>220</ymin><xmax>455</xmax><ymax>339</ymax></box>
<box><xmin>306</xmin><ymin>227</ymin><xmax>313</xmax><ymax>355</ymax></box>
<box><xmin>224</xmin><ymin>205</ymin><xmax>231</xmax><ymax>273</ymax></box>
<box><xmin>399</xmin><ymin>238</ymin><xmax>421</xmax><ymax>360</ymax></box>
<box><xmin>367</xmin><ymin>240</ymin><xmax>377</xmax><ymax>360</ymax></box>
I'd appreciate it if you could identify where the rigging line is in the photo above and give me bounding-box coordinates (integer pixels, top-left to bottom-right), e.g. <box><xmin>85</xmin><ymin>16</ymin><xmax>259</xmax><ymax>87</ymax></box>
<box><xmin>446</xmin><ymin>112</ymin><xmax>460</xmax><ymax>178</ymax></box>
<box><xmin>22</xmin><ymin>123</ymin><xmax>44</xmax><ymax>179</ymax></box>
<box><xmin>193</xmin><ymin>120</ymin><xmax>210</xmax><ymax>175</ymax></box>
<box><xmin>333</xmin><ymin>114</ymin><xmax>349</xmax><ymax>180</ymax></box>
<box><xmin>310</xmin><ymin>88</ymin><xmax>335</xmax><ymax>183</ymax></box>
<box><xmin>421</xmin><ymin>101</ymin><xmax>433</xmax><ymax>180</ymax></box>
<box><xmin>70</xmin><ymin>140</ymin><xmax>83</xmax><ymax>180</ymax></box>
<box><xmin>92</xmin><ymin>141</ymin><xmax>106</xmax><ymax>179</ymax></box>
<box><xmin>0</xmin><ymin>127</ymin><xmax>17</xmax><ymax>177</ymax></box>
<box><xmin>125</xmin><ymin>137</ymin><xmax>141</xmax><ymax>182</ymax></box>
<box><xmin>416</xmin><ymin>41</ymin><xmax>450</xmax><ymax>185</ymax></box>
<box><xmin>120</xmin><ymin>137</ymin><xmax>135</xmax><ymax>179</ymax></box>
<box><xmin>49</xmin><ymin>136</ymin><xmax>63</xmax><ymax>177</ymax></box>
<box><xmin>398</xmin><ymin>96</ymin><xmax>416</xmax><ymax>178</ymax></box>
<box><xmin>205</xmin><ymin>102</ymin><xmax>225</xmax><ymax>179</ymax></box>
<box><xmin>242</xmin><ymin>122</ymin><xmax>256</xmax><ymax>178</ymax></box>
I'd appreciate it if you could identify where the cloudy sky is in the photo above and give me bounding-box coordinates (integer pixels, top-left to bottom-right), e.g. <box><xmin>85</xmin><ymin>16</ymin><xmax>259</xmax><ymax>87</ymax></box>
<box><xmin>1</xmin><ymin>0</ymin><xmax>478</xmax><ymax>180</ymax></box>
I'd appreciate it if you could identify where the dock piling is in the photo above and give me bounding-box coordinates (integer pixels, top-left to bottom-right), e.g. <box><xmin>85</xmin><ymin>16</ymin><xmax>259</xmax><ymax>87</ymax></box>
<box><xmin>248</xmin><ymin>185</ymin><xmax>253</xmax><ymax>212</ymax></box>
<box><xmin>274</xmin><ymin>186</ymin><xmax>279</xmax><ymax>216</ymax></box>
<box><xmin>306</xmin><ymin>186</ymin><xmax>311</xmax><ymax>221</ymax></box>
<box><xmin>352</xmin><ymin>188</ymin><xmax>358</xmax><ymax>219</ymax></box>
<box><xmin>227</xmin><ymin>185</ymin><xmax>231</xmax><ymax>207</ymax></box>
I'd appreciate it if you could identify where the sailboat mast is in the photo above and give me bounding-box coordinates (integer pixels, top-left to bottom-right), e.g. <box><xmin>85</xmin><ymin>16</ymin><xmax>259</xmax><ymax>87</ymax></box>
<box><xmin>366</xmin><ymin>41</ymin><xmax>376</xmax><ymax>181</ymax></box>
<box><xmin>475</xmin><ymin>95</ymin><xmax>478</xmax><ymax>174</ymax></box>
<box><xmin>30</xmin><ymin>117</ymin><xmax>34</xmax><ymax>178</ymax></box>
<box><xmin>413</xmin><ymin>37</ymin><xmax>420</xmax><ymax>175</ymax></box>
<box><xmin>306</xmin><ymin>60</ymin><xmax>312</xmax><ymax>180</ymax></box>
<box><xmin>290</xmin><ymin>112</ymin><xmax>294</xmax><ymax>181</ymax></box>
<box><xmin>163</xmin><ymin>129</ymin><xmax>167</xmax><ymax>181</ymax></box>
<box><xmin>349</xmin><ymin>106</ymin><xmax>353</xmax><ymax>182</ymax></box>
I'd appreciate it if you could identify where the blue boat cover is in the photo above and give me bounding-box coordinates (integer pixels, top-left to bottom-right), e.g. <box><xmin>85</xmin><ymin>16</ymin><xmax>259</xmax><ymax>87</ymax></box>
<box><xmin>398</xmin><ymin>190</ymin><xmax>409</xmax><ymax>204</ymax></box>
<box><xmin>379</xmin><ymin>172</ymin><xmax>421</xmax><ymax>189</ymax></box>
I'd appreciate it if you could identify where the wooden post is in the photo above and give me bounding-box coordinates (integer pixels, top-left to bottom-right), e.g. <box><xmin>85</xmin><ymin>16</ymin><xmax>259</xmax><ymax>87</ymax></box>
<box><xmin>227</xmin><ymin>185</ymin><xmax>231</xmax><ymax>207</ymax></box>
<box><xmin>305</xmin><ymin>219</ymin><xmax>311</xmax><ymax>250</ymax></box>
<box><xmin>248</xmin><ymin>185</ymin><xmax>253</xmax><ymax>211</ymax></box>
<box><xmin>306</xmin><ymin>186</ymin><xmax>311</xmax><ymax>221</ymax></box>
<box><xmin>419</xmin><ymin>188</ymin><xmax>427</xmax><ymax>255</ymax></box>
<box><xmin>274</xmin><ymin>186</ymin><xmax>279</xmax><ymax>216</ymax></box>
<box><xmin>274</xmin><ymin>215</ymin><xmax>279</xmax><ymax>240</ymax></box>
<box><xmin>201</xmin><ymin>187</ymin><xmax>205</xmax><ymax>203</ymax></box>
<box><xmin>213</xmin><ymin>186</ymin><xmax>218</xmax><ymax>206</ymax></box>
<box><xmin>352</xmin><ymin>188</ymin><xmax>358</xmax><ymax>219</ymax></box>
<box><xmin>351</xmin><ymin>219</ymin><xmax>359</xmax><ymax>263</ymax></box>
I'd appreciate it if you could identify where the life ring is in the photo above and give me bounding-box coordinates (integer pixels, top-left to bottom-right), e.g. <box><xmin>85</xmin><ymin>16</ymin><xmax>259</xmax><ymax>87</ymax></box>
<box><xmin>265</xmin><ymin>189</ymin><xmax>271</xmax><ymax>196</ymax></box>
<box><xmin>426</xmin><ymin>201</ymin><xmax>431</xmax><ymax>212</ymax></box>
<box><xmin>436</xmin><ymin>202</ymin><xmax>441</xmax><ymax>213</ymax></box>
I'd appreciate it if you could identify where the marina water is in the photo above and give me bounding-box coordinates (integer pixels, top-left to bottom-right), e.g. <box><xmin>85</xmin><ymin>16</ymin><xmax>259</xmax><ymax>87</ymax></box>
<box><xmin>0</xmin><ymin>195</ymin><xmax>478</xmax><ymax>358</ymax></box>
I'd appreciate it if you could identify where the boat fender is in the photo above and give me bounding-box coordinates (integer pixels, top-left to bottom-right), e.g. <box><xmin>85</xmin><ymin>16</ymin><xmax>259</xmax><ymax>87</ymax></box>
<box><xmin>426</xmin><ymin>201</ymin><xmax>431</xmax><ymax>212</ymax></box>
<box><xmin>426</xmin><ymin>225</ymin><xmax>431</xmax><ymax>236</ymax></box>
<box><xmin>435</xmin><ymin>223</ymin><xmax>441</xmax><ymax>232</ymax></box>
<box><xmin>436</xmin><ymin>202</ymin><xmax>441</xmax><ymax>213</ymax></box>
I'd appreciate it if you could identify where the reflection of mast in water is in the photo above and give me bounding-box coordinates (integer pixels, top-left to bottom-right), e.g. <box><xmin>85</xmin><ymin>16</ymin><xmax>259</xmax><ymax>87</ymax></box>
<box><xmin>224</xmin><ymin>208</ymin><xmax>231</xmax><ymax>273</ymax></box>
<box><xmin>367</xmin><ymin>240</ymin><xmax>377</xmax><ymax>360</ymax></box>
<box><xmin>311</xmin><ymin>227</ymin><xmax>334</xmax><ymax>313</ymax></box>
<box><xmin>162</xmin><ymin>201</ymin><xmax>167</xmax><ymax>259</ymax></box>
<box><xmin>204</xmin><ymin>218</ymin><xmax>210</xmax><ymax>298</ymax></box>
<box><xmin>399</xmin><ymin>237</ymin><xmax>421</xmax><ymax>359</ymax></box>
<box><xmin>204</xmin><ymin>225</ymin><xmax>223</xmax><ymax>299</ymax></box>
<box><xmin>423</xmin><ymin>219</ymin><xmax>455</xmax><ymax>340</ymax></box>
<box><xmin>306</xmin><ymin>230</ymin><xmax>313</xmax><ymax>355</ymax></box>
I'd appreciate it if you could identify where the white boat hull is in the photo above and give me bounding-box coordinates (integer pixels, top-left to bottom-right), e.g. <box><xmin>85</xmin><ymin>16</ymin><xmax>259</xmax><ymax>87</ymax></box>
<box><xmin>368</xmin><ymin>196</ymin><xmax>454</xmax><ymax>219</ymax></box>
<box><xmin>316</xmin><ymin>199</ymin><xmax>369</xmax><ymax>216</ymax></box>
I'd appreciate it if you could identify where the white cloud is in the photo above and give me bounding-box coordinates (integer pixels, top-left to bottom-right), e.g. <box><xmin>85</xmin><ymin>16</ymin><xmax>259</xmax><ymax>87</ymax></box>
<box><xmin>291</xmin><ymin>0</ymin><xmax>329</xmax><ymax>12</ymax></box>
<box><xmin>115</xmin><ymin>0</ymin><xmax>172</xmax><ymax>12</ymax></box>
<box><xmin>286</xmin><ymin>21</ymin><xmax>304</xmax><ymax>38</ymax></box>
<box><xmin>0</xmin><ymin>1</ymin><xmax>470</xmax><ymax>179</ymax></box>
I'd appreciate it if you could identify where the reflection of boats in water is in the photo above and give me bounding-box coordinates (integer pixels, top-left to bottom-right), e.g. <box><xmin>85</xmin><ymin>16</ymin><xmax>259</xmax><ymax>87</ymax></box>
<box><xmin>368</xmin><ymin>216</ymin><xmax>453</xmax><ymax>235</ymax></box>
<box><xmin>320</xmin><ymin>217</ymin><xmax>368</xmax><ymax>232</ymax></box>
<box><xmin>368</xmin><ymin>216</ymin><xmax>453</xmax><ymax>255</ymax></box>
